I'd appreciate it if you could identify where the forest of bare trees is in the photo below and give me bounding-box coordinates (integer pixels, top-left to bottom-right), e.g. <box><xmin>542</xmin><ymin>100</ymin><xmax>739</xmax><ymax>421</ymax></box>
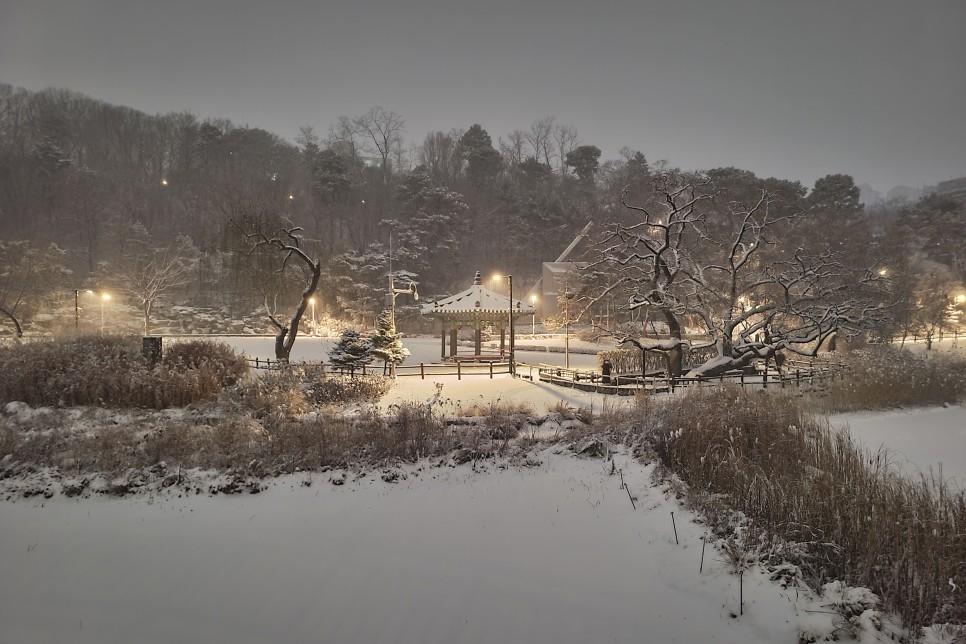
<box><xmin>0</xmin><ymin>84</ymin><xmax>963</xmax><ymax>354</ymax></box>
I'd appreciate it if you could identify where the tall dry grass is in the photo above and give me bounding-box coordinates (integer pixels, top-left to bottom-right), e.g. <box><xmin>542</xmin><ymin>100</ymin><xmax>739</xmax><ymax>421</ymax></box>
<box><xmin>814</xmin><ymin>345</ymin><xmax>966</xmax><ymax>412</ymax></box>
<box><xmin>652</xmin><ymin>385</ymin><xmax>965</xmax><ymax>630</ymax></box>
<box><xmin>0</xmin><ymin>336</ymin><xmax>248</xmax><ymax>409</ymax></box>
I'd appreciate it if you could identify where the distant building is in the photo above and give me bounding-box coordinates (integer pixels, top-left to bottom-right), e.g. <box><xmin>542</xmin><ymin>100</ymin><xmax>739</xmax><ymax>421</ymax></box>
<box><xmin>540</xmin><ymin>262</ymin><xmax>576</xmax><ymax>319</ymax></box>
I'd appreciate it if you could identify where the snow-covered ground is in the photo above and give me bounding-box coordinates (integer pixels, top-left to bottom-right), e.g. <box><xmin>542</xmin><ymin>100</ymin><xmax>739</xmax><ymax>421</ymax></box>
<box><xmin>1</xmin><ymin>337</ymin><xmax>963</xmax><ymax>643</ymax></box>
<box><xmin>1</xmin><ymin>442</ymin><xmax>898</xmax><ymax>644</ymax></box>
<box><xmin>830</xmin><ymin>406</ymin><xmax>966</xmax><ymax>489</ymax></box>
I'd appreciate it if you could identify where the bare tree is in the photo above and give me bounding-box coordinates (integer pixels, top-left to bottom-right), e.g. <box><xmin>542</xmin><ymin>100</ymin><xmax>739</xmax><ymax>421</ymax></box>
<box><xmin>552</xmin><ymin>123</ymin><xmax>579</xmax><ymax>176</ymax></box>
<box><xmin>354</xmin><ymin>106</ymin><xmax>405</xmax><ymax>186</ymax></box>
<box><xmin>525</xmin><ymin>116</ymin><xmax>556</xmax><ymax>170</ymax></box>
<box><xmin>582</xmin><ymin>171</ymin><xmax>886</xmax><ymax>377</ymax></box>
<box><xmin>499</xmin><ymin>129</ymin><xmax>527</xmax><ymax>167</ymax></box>
<box><xmin>419</xmin><ymin>130</ymin><xmax>463</xmax><ymax>185</ymax></box>
<box><xmin>105</xmin><ymin>223</ymin><xmax>198</xmax><ymax>335</ymax></box>
<box><xmin>0</xmin><ymin>241</ymin><xmax>70</xmax><ymax>339</ymax></box>
<box><xmin>235</xmin><ymin>217</ymin><xmax>322</xmax><ymax>361</ymax></box>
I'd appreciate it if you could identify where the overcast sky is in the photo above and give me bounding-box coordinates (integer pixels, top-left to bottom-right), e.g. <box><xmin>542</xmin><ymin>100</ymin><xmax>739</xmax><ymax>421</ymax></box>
<box><xmin>2</xmin><ymin>0</ymin><xmax>964</xmax><ymax>191</ymax></box>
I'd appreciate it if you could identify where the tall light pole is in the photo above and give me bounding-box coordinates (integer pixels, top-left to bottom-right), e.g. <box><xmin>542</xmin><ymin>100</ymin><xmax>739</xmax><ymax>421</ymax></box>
<box><xmin>564</xmin><ymin>289</ymin><xmax>573</xmax><ymax>369</ymax></box>
<box><xmin>309</xmin><ymin>297</ymin><xmax>317</xmax><ymax>336</ymax></box>
<box><xmin>530</xmin><ymin>294</ymin><xmax>537</xmax><ymax>335</ymax></box>
<box><xmin>100</xmin><ymin>293</ymin><xmax>111</xmax><ymax>336</ymax></box>
<box><xmin>74</xmin><ymin>289</ymin><xmax>92</xmax><ymax>331</ymax></box>
<box><xmin>387</xmin><ymin>228</ymin><xmax>418</xmax><ymax>377</ymax></box>
<box><xmin>508</xmin><ymin>274</ymin><xmax>515</xmax><ymax>376</ymax></box>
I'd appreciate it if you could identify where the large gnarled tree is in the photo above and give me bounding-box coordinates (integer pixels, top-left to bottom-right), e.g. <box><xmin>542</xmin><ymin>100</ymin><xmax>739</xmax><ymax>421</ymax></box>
<box><xmin>582</xmin><ymin>170</ymin><xmax>886</xmax><ymax>377</ymax></box>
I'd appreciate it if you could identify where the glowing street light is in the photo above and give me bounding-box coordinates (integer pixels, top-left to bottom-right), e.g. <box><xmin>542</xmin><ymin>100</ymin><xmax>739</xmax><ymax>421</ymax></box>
<box><xmin>161</xmin><ymin>178</ymin><xmax>168</xmax><ymax>186</ymax></box>
<box><xmin>100</xmin><ymin>293</ymin><xmax>111</xmax><ymax>336</ymax></box>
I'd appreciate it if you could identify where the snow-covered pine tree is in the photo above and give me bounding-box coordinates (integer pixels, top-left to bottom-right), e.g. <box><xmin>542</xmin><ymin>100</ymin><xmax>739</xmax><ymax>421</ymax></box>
<box><xmin>328</xmin><ymin>329</ymin><xmax>374</xmax><ymax>372</ymax></box>
<box><xmin>370</xmin><ymin>309</ymin><xmax>411</xmax><ymax>375</ymax></box>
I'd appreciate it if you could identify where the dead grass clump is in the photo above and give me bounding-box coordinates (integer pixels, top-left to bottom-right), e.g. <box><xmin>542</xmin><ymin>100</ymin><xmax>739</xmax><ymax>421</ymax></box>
<box><xmin>231</xmin><ymin>368</ymin><xmax>391</xmax><ymax>419</ymax></box>
<box><xmin>814</xmin><ymin>345</ymin><xmax>966</xmax><ymax>412</ymax></box>
<box><xmin>0</xmin><ymin>336</ymin><xmax>248</xmax><ymax>409</ymax></box>
<box><xmin>653</xmin><ymin>385</ymin><xmax>966</xmax><ymax>631</ymax></box>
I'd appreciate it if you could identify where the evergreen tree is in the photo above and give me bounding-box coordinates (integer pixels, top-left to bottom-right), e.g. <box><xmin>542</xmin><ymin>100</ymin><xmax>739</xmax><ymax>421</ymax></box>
<box><xmin>370</xmin><ymin>309</ymin><xmax>411</xmax><ymax>374</ymax></box>
<box><xmin>328</xmin><ymin>329</ymin><xmax>374</xmax><ymax>371</ymax></box>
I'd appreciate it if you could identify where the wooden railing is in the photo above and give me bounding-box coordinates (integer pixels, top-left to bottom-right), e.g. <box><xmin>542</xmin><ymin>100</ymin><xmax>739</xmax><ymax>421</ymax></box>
<box><xmin>246</xmin><ymin>357</ymin><xmax>511</xmax><ymax>380</ymax></box>
<box><xmin>534</xmin><ymin>359</ymin><xmax>849</xmax><ymax>396</ymax></box>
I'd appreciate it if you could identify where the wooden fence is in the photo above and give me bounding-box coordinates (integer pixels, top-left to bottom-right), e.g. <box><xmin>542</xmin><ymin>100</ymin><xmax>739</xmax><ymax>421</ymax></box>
<box><xmin>534</xmin><ymin>358</ymin><xmax>848</xmax><ymax>396</ymax></box>
<box><xmin>246</xmin><ymin>357</ymin><xmax>511</xmax><ymax>380</ymax></box>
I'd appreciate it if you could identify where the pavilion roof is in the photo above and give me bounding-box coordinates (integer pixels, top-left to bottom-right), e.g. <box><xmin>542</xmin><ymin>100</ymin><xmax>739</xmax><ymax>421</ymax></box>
<box><xmin>421</xmin><ymin>271</ymin><xmax>536</xmax><ymax>317</ymax></box>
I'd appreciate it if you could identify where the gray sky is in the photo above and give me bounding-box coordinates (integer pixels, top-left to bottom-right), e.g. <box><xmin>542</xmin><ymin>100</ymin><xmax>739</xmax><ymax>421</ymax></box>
<box><xmin>2</xmin><ymin>0</ymin><xmax>964</xmax><ymax>191</ymax></box>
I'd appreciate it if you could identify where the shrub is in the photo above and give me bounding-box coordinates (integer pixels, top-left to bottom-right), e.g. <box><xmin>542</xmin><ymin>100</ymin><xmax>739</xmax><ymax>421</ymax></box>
<box><xmin>162</xmin><ymin>339</ymin><xmax>249</xmax><ymax>386</ymax></box>
<box><xmin>0</xmin><ymin>336</ymin><xmax>248</xmax><ymax>409</ymax></box>
<box><xmin>230</xmin><ymin>367</ymin><xmax>391</xmax><ymax>418</ymax></box>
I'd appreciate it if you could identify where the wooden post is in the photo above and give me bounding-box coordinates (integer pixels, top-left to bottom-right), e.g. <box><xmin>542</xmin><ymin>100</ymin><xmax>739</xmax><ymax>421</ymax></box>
<box><xmin>421</xmin><ymin>362</ymin><xmax>425</xmax><ymax>380</ymax></box>
<box><xmin>489</xmin><ymin>362</ymin><xmax>494</xmax><ymax>379</ymax></box>
<box><xmin>457</xmin><ymin>360</ymin><xmax>462</xmax><ymax>381</ymax></box>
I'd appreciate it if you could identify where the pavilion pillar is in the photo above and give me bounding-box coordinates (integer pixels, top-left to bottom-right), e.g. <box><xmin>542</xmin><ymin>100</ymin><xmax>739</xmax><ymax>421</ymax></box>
<box><xmin>474</xmin><ymin>327</ymin><xmax>482</xmax><ymax>358</ymax></box>
<box><xmin>440</xmin><ymin>320</ymin><xmax>447</xmax><ymax>360</ymax></box>
<box><xmin>499</xmin><ymin>327</ymin><xmax>506</xmax><ymax>356</ymax></box>
<box><xmin>450</xmin><ymin>328</ymin><xmax>458</xmax><ymax>359</ymax></box>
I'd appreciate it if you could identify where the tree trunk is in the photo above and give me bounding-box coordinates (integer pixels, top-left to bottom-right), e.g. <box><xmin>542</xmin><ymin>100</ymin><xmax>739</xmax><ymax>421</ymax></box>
<box><xmin>662</xmin><ymin>308</ymin><xmax>683</xmax><ymax>377</ymax></box>
<box><xmin>274</xmin><ymin>328</ymin><xmax>291</xmax><ymax>362</ymax></box>
<box><xmin>0</xmin><ymin>306</ymin><xmax>23</xmax><ymax>340</ymax></box>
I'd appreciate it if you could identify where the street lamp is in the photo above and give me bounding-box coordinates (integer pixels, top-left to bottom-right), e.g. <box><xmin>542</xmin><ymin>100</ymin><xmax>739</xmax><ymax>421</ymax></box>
<box><xmin>564</xmin><ymin>289</ymin><xmax>575</xmax><ymax>369</ymax></box>
<box><xmin>530</xmin><ymin>294</ymin><xmax>537</xmax><ymax>335</ymax></box>
<box><xmin>508</xmin><ymin>274</ymin><xmax>515</xmax><ymax>376</ymax></box>
<box><xmin>309</xmin><ymin>297</ymin><xmax>317</xmax><ymax>336</ymax></box>
<box><xmin>74</xmin><ymin>289</ymin><xmax>93</xmax><ymax>331</ymax></box>
<box><xmin>100</xmin><ymin>293</ymin><xmax>111</xmax><ymax>336</ymax></box>
<box><xmin>389</xmin><ymin>275</ymin><xmax>418</xmax><ymax>378</ymax></box>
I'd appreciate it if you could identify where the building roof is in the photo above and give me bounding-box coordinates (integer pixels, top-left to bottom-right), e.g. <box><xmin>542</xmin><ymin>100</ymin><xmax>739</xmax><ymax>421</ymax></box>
<box><xmin>422</xmin><ymin>271</ymin><xmax>536</xmax><ymax>317</ymax></box>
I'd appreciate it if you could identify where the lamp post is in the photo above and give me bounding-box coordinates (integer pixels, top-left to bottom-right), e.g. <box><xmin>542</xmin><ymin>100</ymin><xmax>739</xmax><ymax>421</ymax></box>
<box><xmin>564</xmin><ymin>289</ymin><xmax>574</xmax><ymax>369</ymax></box>
<box><xmin>74</xmin><ymin>289</ymin><xmax>92</xmax><ymax>331</ymax></box>
<box><xmin>386</xmin><ymin>228</ymin><xmax>418</xmax><ymax>377</ymax></box>
<box><xmin>309</xmin><ymin>297</ymin><xmax>317</xmax><ymax>336</ymax></box>
<box><xmin>100</xmin><ymin>293</ymin><xmax>111</xmax><ymax>336</ymax></box>
<box><xmin>389</xmin><ymin>275</ymin><xmax>418</xmax><ymax>378</ymax></box>
<box><xmin>530</xmin><ymin>294</ymin><xmax>537</xmax><ymax>335</ymax></box>
<box><xmin>508</xmin><ymin>274</ymin><xmax>515</xmax><ymax>376</ymax></box>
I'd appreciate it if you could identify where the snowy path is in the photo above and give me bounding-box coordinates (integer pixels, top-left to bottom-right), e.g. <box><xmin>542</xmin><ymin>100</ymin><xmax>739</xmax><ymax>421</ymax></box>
<box><xmin>0</xmin><ymin>450</ymin><xmax>802</xmax><ymax>644</ymax></box>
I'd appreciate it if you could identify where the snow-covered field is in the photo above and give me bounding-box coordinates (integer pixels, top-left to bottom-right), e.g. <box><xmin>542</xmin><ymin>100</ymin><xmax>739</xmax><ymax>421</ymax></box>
<box><xmin>2</xmin><ymin>447</ymin><xmax>823</xmax><ymax>644</ymax></box>
<box><xmin>1</xmin><ymin>337</ymin><xmax>963</xmax><ymax>643</ymax></box>
<box><xmin>830</xmin><ymin>406</ymin><xmax>966</xmax><ymax>488</ymax></box>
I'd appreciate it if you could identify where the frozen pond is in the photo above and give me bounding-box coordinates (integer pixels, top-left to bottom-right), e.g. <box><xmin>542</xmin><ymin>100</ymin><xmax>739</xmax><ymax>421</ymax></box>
<box><xmin>197</xmin><ymin>335</ymin><xmax>603</xmax><ymax>369</ymax></box>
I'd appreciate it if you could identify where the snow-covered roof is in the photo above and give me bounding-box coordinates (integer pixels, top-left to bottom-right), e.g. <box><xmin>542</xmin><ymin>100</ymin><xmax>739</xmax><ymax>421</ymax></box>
<box><xmin>422</xmin><ymin>271</ymin><xmax>536</xmax><ymax>316</ymax></box>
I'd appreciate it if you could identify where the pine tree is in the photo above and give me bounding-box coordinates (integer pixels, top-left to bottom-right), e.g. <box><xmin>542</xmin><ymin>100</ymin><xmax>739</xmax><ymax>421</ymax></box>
<box><xmin>328</xmin><ymin>329</ymin><xmax>374</xmax><ymax>371</ymax></box>
<box><xmin>370</xmin><ymin>309</ymin><xmax>410</xmax><ymax>374</ymax></box>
